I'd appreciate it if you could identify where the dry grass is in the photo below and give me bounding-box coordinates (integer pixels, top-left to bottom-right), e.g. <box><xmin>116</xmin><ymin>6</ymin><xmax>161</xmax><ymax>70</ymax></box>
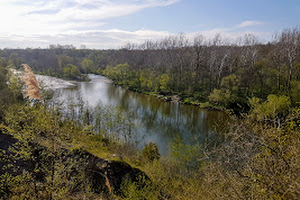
<box><xmin>22</xmin><ymin>64</ymin><xmax>41</xmax><ymax>100</ymax></box>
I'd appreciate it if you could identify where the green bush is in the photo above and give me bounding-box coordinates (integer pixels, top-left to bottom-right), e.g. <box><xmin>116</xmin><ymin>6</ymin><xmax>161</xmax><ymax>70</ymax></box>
<box><xmin>142</xmin><ymin>142</ymin><xmax>160</xmax><ymax>162</ymax></box>
<box><xmin>121</xmin><ymin>175</ymin><xmax>158</xmax><ymax>200</ymax></box>
<box><xmin>249</xmin><ymin>94</ymin><xmax>291</xmax><ymax>121</ymax></box>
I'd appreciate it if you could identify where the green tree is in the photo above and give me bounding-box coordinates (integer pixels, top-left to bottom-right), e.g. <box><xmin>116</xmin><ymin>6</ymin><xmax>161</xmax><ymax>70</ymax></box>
<box><xmin>139</xmin><ymin>70</ymin><xmax>155</xmax><ymax>92</ymax></box>
<box><xmin>249</xmin><ymin>94</ymin><xmax>291</xmax><ymax>122</ymax></box>
<box><xmin>169</xmin><ymin>135</ymin><xmax>201</xmax><ymax>169</ymax></box>
<box><xmin>142</xmin><ymin>142</ymin><xmax>160</xmax><ymax>162</ymax></box>
<box><xmin>0</xmin><ymin>65</ymin><xmax>19</xmax><ymax>119</ymax></box>
<box><xmin>209</xmin><ymin>74</ymin><xmax>243</xmax><ymax>108</ymax></box>
<box><xmin>291</xmin><ymin>80</ymin><xmax>300</xmax><ymax>105</ymax></box>
<box><xmin>157</xmin><ymin>74</ymin><xmax>171</xmax><ymax>93</ymax></box>
<box><xmin>81</xmin><ymin>58</ymin><xmax>96</xmax><ymax>74</ymax></box>
<box><xmin>7</xmin><ymin>68</ymin><xmax>23</xmax><ymax>101</ymax></box>
<box><xmin>63</xmin><ymin>64</ymin><xmax>81</xmax><ymax>79</ymax></box>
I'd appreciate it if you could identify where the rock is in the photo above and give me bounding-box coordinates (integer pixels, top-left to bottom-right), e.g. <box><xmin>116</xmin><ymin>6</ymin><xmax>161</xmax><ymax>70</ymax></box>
<box><xmin>65</xmin><ymin>149</ymin><xmax>150</xmax><ymax>196</ymax></box>
<box><xmin>0</xmin><ymin>132</ymin><xmax>151</xmax><ymax>198</ymax></box>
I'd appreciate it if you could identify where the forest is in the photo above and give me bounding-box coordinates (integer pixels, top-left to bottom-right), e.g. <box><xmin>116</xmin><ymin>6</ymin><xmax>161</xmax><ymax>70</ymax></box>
<box><xmin>1</xmin><ymin>28</ymin><xmax>300</xmax><ymax>113</ymax></box>
<box><xmin>0</xmin><ymin>28</ymin><xmax>299</xmax><ymax>199</ymax></box>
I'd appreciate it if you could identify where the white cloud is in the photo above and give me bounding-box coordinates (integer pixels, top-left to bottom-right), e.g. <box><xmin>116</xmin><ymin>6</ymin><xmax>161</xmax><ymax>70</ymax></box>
<box><xmin>185</xmin><ymin>21</ymin><xmax>269</xmax><ymax>44</ymax></box>
<box><xmin>0</xmin><ymin>3</ymin><xmax>271</xmax><ymax>50</ymax></box>
<box><xmin>0</xmin><ymin>0</ymin><xmax>179</xmax><ymax>35</ymax></box>
<box><xmin>237</xmin><ymin>20</ymin><xmax>264</xmax><ymax>28</ymax></box>
<box><xmin>0</xmin><ymin>26</ymin><xmax>272</xmax><ymax>49</ymax></box>
<box><xmin>0</xmin><ymin>0</ymin><xmax>180</xmax><ymax>48</ymax></box>
<box><xmin>0</xmin><ymin>29</ymin><xmax>172</xmax><ymax>49</ymax></box>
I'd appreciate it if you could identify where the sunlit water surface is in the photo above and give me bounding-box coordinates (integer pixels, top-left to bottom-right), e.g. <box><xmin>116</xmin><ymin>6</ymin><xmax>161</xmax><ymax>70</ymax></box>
<box><xmin>47</xmin><ymin>74</ymin><xmax>228</xmax><ymax>155</ymax></box>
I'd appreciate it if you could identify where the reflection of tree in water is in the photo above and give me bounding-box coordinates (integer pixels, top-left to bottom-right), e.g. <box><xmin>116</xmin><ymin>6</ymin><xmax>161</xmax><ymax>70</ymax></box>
<box><xmin>52</xmin><ymin>75</ymin><xmax>228</xmax><ymax>154</ymax></box>
<box><xmin>109</xmin><ymin>84</ymin><xmax>226</xmax><ymax>142</ymax></box>
<box><xmin>104</xmin><ymin>77</ymin><xmax>229</xmax><ymax>142</ymax></box>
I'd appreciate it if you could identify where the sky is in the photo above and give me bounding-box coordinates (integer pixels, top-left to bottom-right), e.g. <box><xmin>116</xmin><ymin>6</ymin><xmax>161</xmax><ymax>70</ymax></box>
<box><xmin>0</xmin><ymin>0</ymin><xmax>299</xmax><ymax>49</ymax></box>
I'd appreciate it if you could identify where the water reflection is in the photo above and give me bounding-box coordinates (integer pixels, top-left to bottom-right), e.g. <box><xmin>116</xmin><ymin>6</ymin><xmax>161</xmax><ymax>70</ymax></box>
<box><xmin>53</xmin><ymin>74</ymin><xmax>228</xmax><ymax>155</ymax></box>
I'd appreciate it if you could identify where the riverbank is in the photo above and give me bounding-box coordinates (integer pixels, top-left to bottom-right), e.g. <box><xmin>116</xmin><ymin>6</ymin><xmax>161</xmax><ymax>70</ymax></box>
<box><xmin>109</xmin><ymin>79</ymin><xmax>228</xmax><ymax>112</ymax></box>
<box><xmin>38</xmin><ymin>70</ymin><xmax>226</xmax><ymax>112</ymax></box>
<box><xmin>36</xmin><ymin>74</ymin><xmax>76</xmax><ymax>90</ymax></box>
<box><xmin>50</xmin><ymin>73</ymin><xmax>229</xmax><ymax>155</ymax></box>
<box><xmin>36</xmin><ymin>71</ymin><xmax>91</xmax><ymax>82</ymax></box>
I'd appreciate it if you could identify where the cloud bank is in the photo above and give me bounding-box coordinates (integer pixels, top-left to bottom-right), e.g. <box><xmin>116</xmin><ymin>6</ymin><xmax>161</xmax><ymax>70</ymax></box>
<box><xmin>0</xmin><ymin>0</ymin><xmax>179</xmax><ymax>35</ymax></box>
<box><xmin>0</xmin><ymin>29</ymin><xmax>172</xmax><ymax>49</ymax></box>
<box><xmin>0</xmin><ymin>0</ymin><xmax>270</xmax><ymax>49</ymax></box>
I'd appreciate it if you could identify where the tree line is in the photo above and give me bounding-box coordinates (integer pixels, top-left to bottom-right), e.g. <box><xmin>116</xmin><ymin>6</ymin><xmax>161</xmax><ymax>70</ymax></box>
<box><xmin>1</xmin><ymin>28</ymin><xmax>300</xmax><ymax>112</ymax></box>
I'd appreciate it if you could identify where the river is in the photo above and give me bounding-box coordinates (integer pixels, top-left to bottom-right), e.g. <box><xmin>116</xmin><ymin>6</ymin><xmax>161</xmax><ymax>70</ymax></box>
<box><xmin>45</xmin><ymin>74</ymin><xmax>228</xmax><ymax>155</ymax></box>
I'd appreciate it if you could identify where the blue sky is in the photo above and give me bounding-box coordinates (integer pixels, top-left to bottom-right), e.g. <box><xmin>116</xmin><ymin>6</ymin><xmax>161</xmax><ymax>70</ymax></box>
<box><xmin>0</xmin><ymin>0</ymin><xmax>299</xmax><ymax>49</ymax></box>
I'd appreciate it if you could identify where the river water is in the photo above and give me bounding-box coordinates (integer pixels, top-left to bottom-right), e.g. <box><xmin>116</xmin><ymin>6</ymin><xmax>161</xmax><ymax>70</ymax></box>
<box><xmin>48</xmin><ymin>74</ymin><xmax>228</xmax><ymax>155</ymax></box>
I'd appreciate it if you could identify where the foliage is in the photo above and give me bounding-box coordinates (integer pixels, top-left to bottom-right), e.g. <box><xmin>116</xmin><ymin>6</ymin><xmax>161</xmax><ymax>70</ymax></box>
<box><xmin>1</xmin><ymin>28</ymin><xmax>300</xmax><ymax>111</ymax></box>
<box><xmin>290</xmin><ymin>80</ymin><xmax>300</xmax><ymax>104</ymax></box>
<box><xmin>142</xmin><ymin>142</ymin><xmax>160</xmax><ymax>162</ymax></box>
<box><xmin>208</xmin><ymin>74</ymin><xmax>247</xmax><ymax>113</ymax></box>
<box><xmin>0</xmin><ymin>64</ymin><xmax>22</xmax><ymax>120</ymax></box>
<box><xmin>81</xmin><ymin>58</ymin><xmax>96</xmax><ymax>74</ymax></box>
<box><xmin>208</xmin><ymin>89</ymin><xmax>224</xmax><ymax>105</ymax></box>
<box><xmin>121</xmin><ymin>175</ymin><xmax>158</xmax><ymax>200</ymax></box>
<box><xmin>7</xmin><ymin>68</ymin><xmax>23</xmax><ymax>101</ymax></box>
<box><xmin>157</xmin><ymin>74</ymin><xmax>171</xmax><ymax>93</ymax></box>
<box><xmin>1</xmin><ymin>104</ymin><xmax>94</xmax><ymax>199</ymax></box>
<box><xmin>249</xmin><ymin>94</ymin><xmax>291</xmax><ymax>122</ymax></box>
<box><xmin>169</xmin><ymin>135</ymin><xmax>202</xmax><ymax>170</ymax></box>
<box><xmin>63</xmin><ymin>64</ymin><xmax>81</xmax><ymax>79</ymax></box>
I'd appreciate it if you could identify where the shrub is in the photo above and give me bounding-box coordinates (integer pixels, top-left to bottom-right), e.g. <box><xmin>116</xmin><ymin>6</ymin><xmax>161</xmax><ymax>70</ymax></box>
<box><xmin>142</xmin><ymin>142</ymin><xmax>160</xmax><ymax>162</ymax></box>
<box><xmin>249</xmin><ymin>94</ymin><xmax>291</xmax><ymax>122</ymax></box>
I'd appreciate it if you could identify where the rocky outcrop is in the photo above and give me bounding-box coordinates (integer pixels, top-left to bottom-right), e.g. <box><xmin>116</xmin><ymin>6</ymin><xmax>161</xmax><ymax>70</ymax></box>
<box><xmin>65</xmin><ymin>149</ymin><xmax>150</xmax><ymax>196</ymax></box>
<box><xmin>0</xmin><ymin>132</ymin><xmax>150</xmax><ymax>197</ymax></box>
